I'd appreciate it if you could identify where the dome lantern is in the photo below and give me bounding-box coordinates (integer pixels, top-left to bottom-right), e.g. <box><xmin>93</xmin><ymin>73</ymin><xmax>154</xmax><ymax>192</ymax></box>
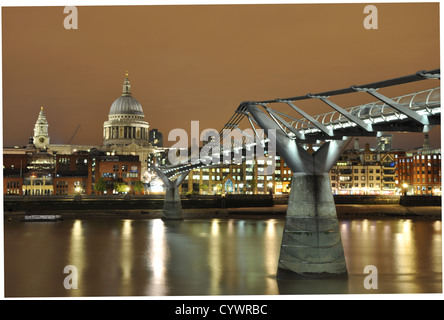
<box><xmin>122</xmin><ymin>69</ymin><xmax>131</xmax><ymax>96</ymax></box>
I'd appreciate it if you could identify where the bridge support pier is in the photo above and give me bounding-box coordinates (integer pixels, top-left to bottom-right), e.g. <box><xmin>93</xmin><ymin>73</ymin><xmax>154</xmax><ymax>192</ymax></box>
<box><xmin>162</xmin><ymin>185</ymin><xmax>184</xmax><ymax>220</ymax></box>
<box><xmin>246</xmin><ymin>104</ymin><xmax>350</xmax><ymax>278</ymax></box>
<box><xmin>152</xmin><ymin>166</ymin><xmax>189</xmax><ymax>220</ymax></box>
<box><xmin>277</xmin><ymin>172</ymin><xmax>347</xmax><ymax>278</ymax></box>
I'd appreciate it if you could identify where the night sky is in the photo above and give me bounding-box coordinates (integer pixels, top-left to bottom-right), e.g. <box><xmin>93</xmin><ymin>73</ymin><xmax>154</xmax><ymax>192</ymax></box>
<box><xmin>2</xmin><ymin>3</ymin><xmax>441</xmax><ymax>150</ymax></box>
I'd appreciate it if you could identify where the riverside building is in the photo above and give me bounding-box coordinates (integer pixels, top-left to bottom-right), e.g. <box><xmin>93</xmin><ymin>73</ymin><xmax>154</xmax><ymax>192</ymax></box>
<box><xmin>4</xmin><ymin>71</ymin><xmax>163</xmax><ymax>195</ymax></box>
<box><xmin>395</xmin><ymin>134</ymin><xmax>442</xmax><ymax>196</ymax></box>
<box><xmin>179</xmin><ymin>138</ymin><xmax>441</xmax><ymax>196</ymax></box>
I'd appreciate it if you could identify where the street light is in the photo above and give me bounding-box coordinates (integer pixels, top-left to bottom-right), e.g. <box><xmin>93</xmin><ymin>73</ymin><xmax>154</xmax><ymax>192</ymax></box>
<box><xmin>268</xmin><ymin>182</ymin><xmax>273</xmax><ymax>195</ymax></box>
<box><xmin>402</xmin><ymin>183</ymin><xmax>408</xmax><ymax>196</ymax></box>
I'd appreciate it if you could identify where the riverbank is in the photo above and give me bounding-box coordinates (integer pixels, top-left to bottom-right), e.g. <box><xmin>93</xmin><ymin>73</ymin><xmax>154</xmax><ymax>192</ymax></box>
<box><xmin>4</xmin><ymin>204</ymin><xmax>441</xmax><ymax>221</ymax></box>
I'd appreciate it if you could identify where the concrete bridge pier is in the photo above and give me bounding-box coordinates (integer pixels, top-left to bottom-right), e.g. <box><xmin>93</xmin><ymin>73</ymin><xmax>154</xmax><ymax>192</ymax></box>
<box><xmin>276</xmin><ymin>139</ymin><xmax>351</xmax><ymax>278</ymax></box>
<box><xmin>152</xmin><ymin>166</ymin><xmax>189</xmax><ymax>220</ymax></box>
<box><xmin>246</xmin><ymin>104</ymin><xmax>350</xmax><ymax>278</ymax></box>
<box><xmin>277</xmin><ymin>172</ymin><xmax>347</xmax><ymax>279</ymax></box>
<box><xmin>162</xmin><ymin>184</ymin><xmax>184</xmax><ymax>220</ymax></box>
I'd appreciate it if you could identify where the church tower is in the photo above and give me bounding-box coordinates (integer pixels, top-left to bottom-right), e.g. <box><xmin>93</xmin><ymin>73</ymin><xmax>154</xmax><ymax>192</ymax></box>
<box><xmin>33</xmin><ymin>107</ymin><xmax>50</xmax><ymax>149</ymax></box>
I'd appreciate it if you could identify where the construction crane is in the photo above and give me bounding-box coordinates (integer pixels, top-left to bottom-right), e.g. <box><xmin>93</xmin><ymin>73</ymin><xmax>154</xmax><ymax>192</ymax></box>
<box><xmin>68</xmin><ymin>124</ymin><xmax>81</xmax><ymax>144</ymax></box>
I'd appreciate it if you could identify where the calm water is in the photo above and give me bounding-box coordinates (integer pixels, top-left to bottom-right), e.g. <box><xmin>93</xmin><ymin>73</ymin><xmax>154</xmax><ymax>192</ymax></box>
<box><xmin>4</xmin><ymin>217</ymin><xmax>442</xmax><ymax>297</ymax></box>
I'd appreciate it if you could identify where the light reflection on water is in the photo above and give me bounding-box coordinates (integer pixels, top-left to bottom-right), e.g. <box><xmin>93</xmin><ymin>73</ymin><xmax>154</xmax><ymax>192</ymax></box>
<box><xmin>68</xmin><ymin>220</ymin><xmax>85</xmax><ymax>297</ymax></box>
<box><xmin>146</xmin><ymin>219</ymin><xmax>167</xmax><ymax>296</ymax></box>
<box><xmin>4</xmin><ymin>218</ymin><xmax>442</xmax><ymax>297</ymax></box>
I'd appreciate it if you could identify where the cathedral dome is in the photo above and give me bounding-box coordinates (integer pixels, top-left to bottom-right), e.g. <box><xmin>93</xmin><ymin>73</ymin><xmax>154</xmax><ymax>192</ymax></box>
<box><xmin>108</xmin><ymin>70</ymin><xmax>144</xmax><ymax>116</ymax></box>
<box><xmin>109</xmin><ymin>95</ymin><xmax>144</xmax><ymax>116</ymax></box>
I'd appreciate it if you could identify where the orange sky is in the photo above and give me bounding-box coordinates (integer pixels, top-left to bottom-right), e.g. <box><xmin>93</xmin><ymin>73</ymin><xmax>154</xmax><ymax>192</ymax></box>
<box><xmin>2</xmin><ymin>3</ymin><xmax>441</xmax><ymax>149</ymax></box>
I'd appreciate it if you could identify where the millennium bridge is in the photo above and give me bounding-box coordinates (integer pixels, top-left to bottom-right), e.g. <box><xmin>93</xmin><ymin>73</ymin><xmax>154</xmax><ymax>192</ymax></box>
<box><xmin>153</xmin><ymin>68</ymin><xmax>440</xmax><ymax>278</ymax></box>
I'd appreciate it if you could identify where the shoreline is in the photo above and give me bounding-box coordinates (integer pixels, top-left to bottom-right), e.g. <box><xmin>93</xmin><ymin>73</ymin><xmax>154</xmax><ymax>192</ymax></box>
<box><xmin>4</xmin><ymin>204</ymin><xmax>441</xmax><ymax>221</ymax></box>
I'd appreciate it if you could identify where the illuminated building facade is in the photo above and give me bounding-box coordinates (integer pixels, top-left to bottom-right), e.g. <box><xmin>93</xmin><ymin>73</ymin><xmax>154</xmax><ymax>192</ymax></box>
<box><xmin>396</xmin><ymin>152</ymin><xmax>441</xmax><ymax>195</ymax></box>
<box><xmin>3</xmin><ymin>152</ymin><xmax>27</xmax><ymax>195</ymax></box>
<box><xmin>179</xmin><ymin>149</ymin><xmax>284</xmax><ymax>195</ymax></box>
<box><xmin>53</xmin><ymin>150</ymin><xmax>142</xmax><ymax>195</ymax></box>
<box><xmin>4</xmin><ymin>110</ymin><xmax>57</xmax><ymax>196</ymax></box>
<box><xmin>4</xmin><ymin>147</ymin><xmax>142</xmax><ymax>196</ymax></box>
<box><xmin>181</xmin><ymin>138</ymin><xmax>440</xmax><ymax>196</ymax></box>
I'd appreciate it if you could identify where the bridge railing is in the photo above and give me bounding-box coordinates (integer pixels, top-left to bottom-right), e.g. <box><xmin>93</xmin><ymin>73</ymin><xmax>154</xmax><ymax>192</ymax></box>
<box><xmin>290</xmin><ymin>87</ymin><xmax>440</xmax><ymax>132</ymax></box>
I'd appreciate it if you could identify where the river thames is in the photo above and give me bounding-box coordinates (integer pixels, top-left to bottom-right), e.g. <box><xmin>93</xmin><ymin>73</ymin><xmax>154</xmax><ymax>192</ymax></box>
<box><xmin>4</xmin><ymin>217</ymin><xmax>442</xmax><ymax>297</ymax></box>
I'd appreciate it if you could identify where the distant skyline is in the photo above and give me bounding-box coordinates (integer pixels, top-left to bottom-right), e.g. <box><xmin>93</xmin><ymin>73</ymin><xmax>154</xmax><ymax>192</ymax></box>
<box><xmin>2</xmin><ymin>3</ymin><xmax>440</xmax><ymax>150</ymax></box>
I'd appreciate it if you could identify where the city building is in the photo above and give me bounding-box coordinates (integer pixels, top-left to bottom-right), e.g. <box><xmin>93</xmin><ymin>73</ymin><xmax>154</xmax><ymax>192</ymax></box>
<box><xmin>179</xmin><ymin>146</ymin><xmax>290</xmax><ymax>195</ymax></box>
<box><xmin>395</xmin><ymin>153</ymin><xmax>441</xmax><ymax>195</ymax></box>
<box><xmin>95</xmin><ymin>152</ymin><xmax>142</xmax><ymax>195</ymax></box>
<box><xmin>377</xmin><ymin>133</ymin><xmax>393</xmax><ymax>152</ymax></box>
<box><xmin>4</xmin><ymin>109</ymin><xmax>56</xmax><ymax>196</ymax></box>
<box><xmin>4</xmin><ymin>146</ymin><xmax>143</xmax><ymax>196</ymax></box>
<box><xmin>53</xmin><ymin>151</ymin><xmax>91</xmax><ymax>195</ymax></box>
<box><xmin>149</xmin><ymin>129</ymin><xmax>163</xmax><ymax>148</ymax></box>
<box><xmin>330</xmin><ymin>141</ymin><xmax>402</xmax><ymax>195</ymax></box>
<box><xmin>3</xmin><ymin>150</ymin><xmax>27</xmax><ymax>196</ymax></box>
<box><xmin>178</xmin><ymin>137</ymin><xmax>441</xmax><ymax>196</ymax></box>
<box><xmin>395</xmin><ymin>134</ymin><xmax>441</xmax><ymax>196</ymax></box>
<box><xmin>3</xmin><ymin>71</ymin><xmax>162</xmax><ymax>195</ymax></box>
<box><xmin>22</xmin><ymin>149</ymin><xmax>56</xmax><ymax>196</ymax></box>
